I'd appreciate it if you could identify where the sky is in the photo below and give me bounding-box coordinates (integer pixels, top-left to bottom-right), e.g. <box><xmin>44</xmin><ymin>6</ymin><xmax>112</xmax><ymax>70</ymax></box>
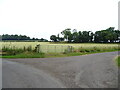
<box><xmin>0</xmin><ymin>0</ymin><xmax>119</xmax><ymax>40</ymax></box>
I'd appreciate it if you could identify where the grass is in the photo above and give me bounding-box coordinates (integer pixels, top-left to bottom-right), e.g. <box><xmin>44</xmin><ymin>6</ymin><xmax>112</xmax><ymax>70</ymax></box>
<box><xmin>115</xmin><ymin>56</ymin><xmax>120</xmax><ymax>67</ymax></box>
<box><xmin>1</xmin><ymin>51</ymin><xmax>45</xmax><ymax>58</ymax></box>
<box><xmin>1</xmin><ymin>43</ymin><xmax>119</xmax><ymax>54</ymax></box>
<box><xmin>1</xmin><ymin>50</ymin><xmax>118</xmax><ymax>58</ymax></box>
<box><xmin>0</xmin><ymin>42</ymin><xmax>119</xmax><ymax>58</ymax></box>
<box><xmin>45</xmin><ymin>49</ymin><xmax>119</xmax><ymax>58</ymax></box>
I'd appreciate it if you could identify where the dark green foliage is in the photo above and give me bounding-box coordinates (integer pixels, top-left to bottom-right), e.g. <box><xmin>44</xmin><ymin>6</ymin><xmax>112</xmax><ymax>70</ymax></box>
<box><xmin>1</xmin><ymin>34</ymin><xmax>48</xmax><ymax>41</ymax></box>
<box><xmin>2</xmin><ymin>34</ymin><xmax>30</xmax><ymax>40</ymax></box>
<box><xmin>50</xmin><ymin>35</ymin><xmax>58</xmax><ymax>42</ymax></box>
<box><xmin>61</xmin><ymin>28</ymin><xmax>73</xmax><ymax>42</ymax></box>
<box><xmin>94</xmin><ymin>27</ymin><xmax>120</xmax><ymax>43</ymax></box>
<box><xmin>51</xmin><ymin>27</ymin><xmax>120</xmax><ymax>43</ymax></box>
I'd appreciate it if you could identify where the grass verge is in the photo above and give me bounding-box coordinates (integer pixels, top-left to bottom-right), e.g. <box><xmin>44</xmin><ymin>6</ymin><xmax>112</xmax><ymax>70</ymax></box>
<box><xmin>115</xmin><ymin>55</ymin><xmax>120</xmax><ymax>67</ymax></box>
<box><xmin>45</xmin><ymin>50</ymin><xmax>119</xmax><ymax>58</ymax></box>
<box><xmin>0</xmin><ymin>50</ymin><xmax>119</xmax><ymax>58</ymax></box>
<box><xmin>1</xmin><ymin>51</ymin><xmax>45</xmax><ymax>58</ymax></box>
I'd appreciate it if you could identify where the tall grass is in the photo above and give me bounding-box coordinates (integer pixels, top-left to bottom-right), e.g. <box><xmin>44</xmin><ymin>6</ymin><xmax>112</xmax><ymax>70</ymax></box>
<box><xmin>1</xmin><ymin>46</ymin><xmax>45</xmax><ymax>58</ymax></box>
<box><xmin>1</xmin><ymin>42</ymin><xmax>119</xmax><ymax>53</ymax></box>
<box><xmin>2</xmin><ymin>45</ymin><xmax>34</xmax><ymax>55</ymax></box>
<box><xmin>0</xmin><ymin>42</ymin><xmax>119</xmax><ymax>58</ymax></box>
<box><xmin>75</xmin><ymin>46</ymin><xmax>119</xmax><ymax>53</ymax></box>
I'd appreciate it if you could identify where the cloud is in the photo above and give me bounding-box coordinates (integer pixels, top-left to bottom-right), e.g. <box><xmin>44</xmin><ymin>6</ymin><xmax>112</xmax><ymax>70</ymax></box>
<box><xmin>0</xmin><ymin>0</ymin><xmax>119</xmax><ymax>40</ymax></box>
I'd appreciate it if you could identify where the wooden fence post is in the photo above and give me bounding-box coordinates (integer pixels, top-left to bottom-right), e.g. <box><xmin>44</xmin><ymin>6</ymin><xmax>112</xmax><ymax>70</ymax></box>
<box><xmin>67</xmin><ymin>46</ymin><xmax>73</xmax><ymax>53</ymax></box>
<box><xmin>38</xmin><ymin>44</ymin><xmax>41</xmax><ymax>53</ymax></box>
<box><xmin>47</xmin><ymin>45</ymin><xmax>49</xmax><ymax>53</ymax></box>
<box><xmin>68</xmin><ymin>45</ymin><xmax>70</xmax><ymax>53</ymax></box>
<box><xmin>61</xmin><ymin>45</ymin><xmax>63</xmax><ymax>53</ymax></box>
<box><xmin>70</xmin><ymin>46</ymin><xmax>73</xmax><ymax>52</ymax></box>
<box><xmin>71</xmin><ymin>46</ymin><xmax>74</xmax><ymax>52</ymax></box>
<box><xmin>55</xmin><ymin>45</ymin><xmax>56</xmax><ymax>53</ymax></box>
<box><xmin>35</xmin><ymin>44</ymin><xmax>40</xmax><ymax>53</ymax></box>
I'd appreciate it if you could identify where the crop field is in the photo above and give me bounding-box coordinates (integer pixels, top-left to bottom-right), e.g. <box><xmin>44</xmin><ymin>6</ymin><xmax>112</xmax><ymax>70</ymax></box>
<box><xmin>1</xmin><ymin>42</ymin><xmax>119</xmax><ymax>53</ymax></box>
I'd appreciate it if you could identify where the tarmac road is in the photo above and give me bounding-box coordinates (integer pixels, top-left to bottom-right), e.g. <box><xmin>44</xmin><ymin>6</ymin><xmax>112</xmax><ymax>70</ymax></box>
<box><xmin>2</xmin><ymin>51</ymin><xmax>119</xmax><ymax>88</ymax></box>
<box><xmin>2</xmin><ymin>60</ymin><xmax>64</xmax><ymax>88</ymax></box>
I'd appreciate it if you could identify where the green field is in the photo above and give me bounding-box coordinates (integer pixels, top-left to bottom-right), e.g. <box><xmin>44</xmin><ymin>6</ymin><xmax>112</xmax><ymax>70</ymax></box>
<box><xmin>1</xmin><ymin>42</ymin><xmax>119</xmax><ymax>52</ymax></box>
<box><xmin>0</xmin><ymin>42</ymin><xmax>120</xmax><ymax>58</ymax></box>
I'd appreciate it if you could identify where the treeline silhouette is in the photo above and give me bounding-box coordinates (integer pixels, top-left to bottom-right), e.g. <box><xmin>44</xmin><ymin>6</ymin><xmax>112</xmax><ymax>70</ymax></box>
<box><xmin>0</xmin><ymin>34</ymin><xmax>48</xmax><ymax>42</ymax></box>
<box><xmin>1</xmin><ymin>27</ymin><xmax>120</xmax><ymax>43</ymax></box>
<box><xmin>50</xmin><ymin>27</ymin><xmax>120</xmax><ymax>43</ymax></box>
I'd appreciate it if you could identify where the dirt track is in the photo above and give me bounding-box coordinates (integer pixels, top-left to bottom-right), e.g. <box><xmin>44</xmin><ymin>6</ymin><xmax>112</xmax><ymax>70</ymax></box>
<box><xmin>3</xmin><ymin>51</ymin><xmax>119</xmax><ymax>88</ymax></box>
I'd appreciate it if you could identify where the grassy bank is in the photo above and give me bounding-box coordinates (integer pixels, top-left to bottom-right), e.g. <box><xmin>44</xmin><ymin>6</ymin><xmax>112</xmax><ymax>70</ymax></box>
<box><xmin>1</xmin><ymin>49</ymin><xmax>119</xmax><ymax>58</ymax></box>
<box><xmin>1</xmin><ymin>42</ymin><xmax>119</xmax><ymax>58</ymax></box>
<box><xmin>115</xmin><ymin>56</ymin><xmax>120</xmax><ymax>67</ymax></box>
<box><xmin>1</xmin><ymin>42</ymin><xmax>119</xmax><ymax>53</ymax></box>
<box><xmin>1</xmin><ymin>51</ymin><xmax>45</xmax><ymax>58</ymax></box>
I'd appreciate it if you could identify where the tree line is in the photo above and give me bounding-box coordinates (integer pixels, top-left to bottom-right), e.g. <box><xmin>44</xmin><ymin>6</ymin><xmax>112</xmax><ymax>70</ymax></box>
<box><xmin>50</xmin><ymin>27</ymin><xmax>120</xmax><ymax>43</ymax></box>
<box><xmin>0</xmin><ymin>34</ymin><xmax>48</xmax><ymax>42</ymax></box>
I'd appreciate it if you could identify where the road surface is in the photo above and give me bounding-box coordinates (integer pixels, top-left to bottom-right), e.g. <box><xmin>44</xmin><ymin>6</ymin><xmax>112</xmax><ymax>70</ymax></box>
<box><xmin>2</xmin><ymin>60</ymin><xmax>64</xmax><ymax>88</ymax></box>
<box><xmin>2</xmin><ymin>51</ymin><xmax>119</xmax><ymax>88</ymax></box>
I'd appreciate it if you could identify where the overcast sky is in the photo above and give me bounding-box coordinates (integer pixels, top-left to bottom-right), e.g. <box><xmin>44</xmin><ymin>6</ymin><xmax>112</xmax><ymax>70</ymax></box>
<box><xmin>0</xmin><ymin>0</ymin><xmax>119</xmax><ymax>40</ymax></box>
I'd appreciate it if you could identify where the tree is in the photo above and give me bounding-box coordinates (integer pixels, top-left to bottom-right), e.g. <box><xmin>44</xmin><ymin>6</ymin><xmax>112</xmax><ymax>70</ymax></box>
<box><xmin>89</xmin><ymin>31</ymin><xmax>94</xmax><ymax>42</ymax></box>
<box><xmin>59</xmin><ymin>37</ymin><xmax>64</xmax><ymax>41</ymax></box>
<box><xmin>94</xmin><ymin>31</ymin><xmax>101</xmax><ymax>43</ymax></box>
<box><xmin>1</xmin><ymin>34</ymin><xmax>47</xmax><ymax>41</ymax></box>
<box><xmin>50</xmin><ymin>27</ymin><xmax>119</xmax><ymax>43</ymax></box>
<box><xmin>50</xmin><ymin>35</ymin><xmax>57</xmax><ymax>42</ymax></box>
<box><xmin>72</xmin><ymin>29</ymin><xmax>79</xmax><ymax>43</ymax></box>
<box><xmin>78</xmin><ymin>31</ymin><xmax>82</xmax><ymax>43</ymax></box>
<box><xmin>114</xmin><ymin>30</ymin><xmax>120</xmax><ymax>42</ymax></box>
<box><xmin>94</xmin><ymin>27</ymin><xmax>119</xmax><ymax>43</ymax></box>
<box><xmin>81</xmin><ymin>31</ymin><xmax>90</xmax><ymax>43</ymax></box>
<box><xmin>61</xmin><ymin>28</ymin><xmax>73</xmax><ymax>42</ymax></box>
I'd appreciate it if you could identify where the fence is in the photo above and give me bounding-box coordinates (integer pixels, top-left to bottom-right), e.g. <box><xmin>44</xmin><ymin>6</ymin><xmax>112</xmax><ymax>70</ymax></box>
<box><xmin>35</xmin><ymin>44</ymin><xmax>74</xmax><ymax>53</ymax></box>
<box><xmin>2</xmin><ymin>44</ymin><xmax>74</xmax><ymax>54</ymax></box>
